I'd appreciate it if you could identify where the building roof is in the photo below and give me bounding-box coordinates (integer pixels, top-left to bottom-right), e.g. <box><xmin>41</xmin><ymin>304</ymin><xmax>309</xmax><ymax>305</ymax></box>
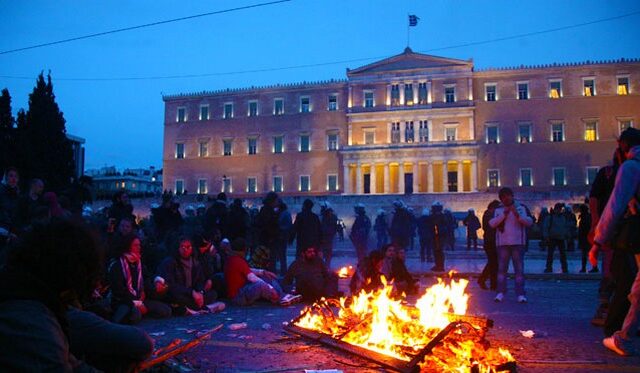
<box><xmin>347</xmin><ymin>47</ymin><xmax>472</xmax><ymax>76</ymax></box>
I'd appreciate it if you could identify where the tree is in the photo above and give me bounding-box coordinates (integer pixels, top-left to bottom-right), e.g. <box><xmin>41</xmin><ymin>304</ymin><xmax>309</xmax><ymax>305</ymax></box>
<box><xmin>0</xmin><ymin>88</ymin><xmax>15</xmax><ymax>176</ymax></box>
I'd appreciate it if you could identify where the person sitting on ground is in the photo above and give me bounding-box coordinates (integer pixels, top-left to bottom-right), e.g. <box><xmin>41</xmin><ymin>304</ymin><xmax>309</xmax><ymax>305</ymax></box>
<box><xmin>108</xmin><ymin>233</ymin><xmax>171</xmax><ymax>324</ymax></box>
<box><xmin>392</xmin><ymin>247</ymin><xmax>419</xmax><ymax>295</ymax></box>
<box><xmin>193</xmin><ymin>234</ymin><xmax>226</xmax><ymax>298</ymax></box>
<box><xmin>350</xmin><ymin>250</ymin><xmax>385</xmax><ymax>295</ymax></box>
<box><xmin>224</xmin><ymin>238</ymin><xmax>300</xmax><ymax>306</ymax></box>
<box><xmin>380</xmin><ymin>243</ymin><xmax>396</xmax><ymax>280</ymax></box>
<box><xmin>156</xmin><ymin>236</ymin><xmax>223</xmax><ymax>313</ymax></box>
<box><xmin>282</xmin><ymin>246</ymin><xmax>339</xmax><ymax>302</ymax></box>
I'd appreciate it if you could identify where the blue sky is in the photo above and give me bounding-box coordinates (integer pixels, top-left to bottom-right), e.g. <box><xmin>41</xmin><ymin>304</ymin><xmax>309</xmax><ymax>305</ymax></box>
<box><xmin>1</xmin><ymin>0</ymin><xmax>638</xmax><ymax>169</ymax></box>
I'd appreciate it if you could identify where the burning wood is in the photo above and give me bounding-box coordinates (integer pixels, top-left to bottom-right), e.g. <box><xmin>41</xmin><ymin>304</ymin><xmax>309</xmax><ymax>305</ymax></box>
<box><xmin>337</xmin><ymin>265</ymin><xmax>354</xmax><ymax>278</ymax></box>
<box><xmin>285</xmin><ymin>276</ymin><xmax>515</xmax><ymax>372</ymax></box>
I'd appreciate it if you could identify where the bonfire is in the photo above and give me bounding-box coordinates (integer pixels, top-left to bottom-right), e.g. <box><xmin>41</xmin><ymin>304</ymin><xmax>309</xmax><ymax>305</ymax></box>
<box><xmin>289</xmin><ymin>275</ymin><xmax>515</xmax><ymax>373</ymax></box>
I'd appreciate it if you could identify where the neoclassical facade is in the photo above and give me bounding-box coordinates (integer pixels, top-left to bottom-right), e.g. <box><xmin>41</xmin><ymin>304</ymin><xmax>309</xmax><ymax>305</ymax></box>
<box><xmin>162</xmin><ymin>48</ymin><xmax>640</xmax><ymax>197</ymax></box>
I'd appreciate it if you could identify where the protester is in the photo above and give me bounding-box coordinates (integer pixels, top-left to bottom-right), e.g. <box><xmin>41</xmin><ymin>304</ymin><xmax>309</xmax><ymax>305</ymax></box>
<box><xmin>417</xmin><ymin>208</ymin><xmax>434</xmax><ymax>263</ymax></box>
<box><xmin>282</xmin><ymin>246</ymin><xmax>339</xmax><ymax>302</ymax></box>
<box><xmin>192</xmin><ymin>234</ymin><xmax>226</xmax><ymax>298</ymax></box>
<box><xmin>256</xmin><ymin>192</ymin><xmax>281</xmax><ymax>273</ymax></box>
<box><xmin>374</xmin><ymin>209</ymin><xmax>389</xmax><ymax>249</ymax></box>
<box><xmin>543</xmin><ymin>203</ymin><xmax>569</xmax><ymax>274</ymax></box>
<box><xmin>292</xmin><ymin>199</ymin><xmax>322</xmax><ymax>258</ymax></box>
<box><xmin>577</xmin><ymin>204</ymin><xmax>595</xmax><ymax>273</ymax></box>
<box><xmin>380</xmin><ymin>243</ymin><xmax>396</xmax><ymax>280</ymax></box>
<box><xmin>350</xmin><ymin>249</ymin><xmax>384</xmax><ymax>294</ymax></box>
<box><xmin>227</xmin><ymin>198</ymin><xmax>250</xmax><ymax>242</ymax></box>
<box><xmin>16</xmin><ymin>178</ymin><xmax>45</xmax><ymax>231</ymax></box>
<box><xmin>463</xmin><ymin>208</ymin><xmax>481</xmax><ymax>250</ymax></box>
<box><xmin>392</xmin><ymin>247</ymin><xmax>419</xmax><ymax>295</ymax></box>
<box><xmin>152</xmin><ymin>193</ymin><xmax>183</xmax><ymax>242</ymax></box>
<box><xmin>565</xmin><ymin>204</ymin><xmax>578</xmax><ymax>251</ymax></box>
<box><xmin>108</xmin><ymin>190</ymin><xmax>136</xmax><ymax>227</ymax></box>
<box><xmin>478</xmin><ymin>200</ymin><xmax>500</xmax><ymax>291</ymax></box>
<box><xmin>275</xmin><ymin>199</ymin><xmax>292</xmax><ymax>275</ymax></box>
<box><xmin>390</xmin><ymin>201</ymin><xmax>412</xmax><ymax>250</ymax></box>
<box><xmin>0</xmin><ymin>167</ymin><xmax>21</xmax><ymax>249</ymax></box>
<box><xmin>429</xmin><ymin>201</ymin><xmax>447</xmax><ymax>272</ymax></box>
<box><xmin>203</xmin><ymin>193</ymin><xmax>229</xmax><ymax>242</ymax></box>
<box><xmin>319</xmin><ymin>202</ymin><xmax>338</xmax><ymax>268</ymax></box>
<box><xmin>490</xmin><ymin>187</ymin><xmax>533</xmax><ymax>303</ymax></box>
<box><xmin>350</xmin><ymin>203</ymin><xmax>371</xmax><ymax>263</ymax></box>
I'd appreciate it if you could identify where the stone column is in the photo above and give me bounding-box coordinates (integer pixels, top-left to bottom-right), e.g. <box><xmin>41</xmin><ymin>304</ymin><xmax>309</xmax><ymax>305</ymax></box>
<box><xmin>343</xmin><ymin>164</ymin><xmax>350</xmax><ymax>194</ymax></box>
<box><xmin>413</xmin><ymin>161</ymin><xmax>420</xmax><ymax>193</ymax></box>
<box><xmin>427</xmin><ymin>162</ymin><xmax>434</xmax><ymax>193</ymax></box>
<box><xmin>457</xmin><ymin>161</ymin><xmax>464</xmax><ymax>192</ymax></box>
<box><xmin>400</xmin><ymin>122</ymin><xmax>406</xmax><ymax>143</ymax></box>
<box><xmin>427</xmin><ymin>81</ymin><xmax>433</xmax><ymax>104</ymax></box>
<box><xmin>384</xmin><ymin>163</ymin><xmax>390</xmax><ymax>194</ymax></box>
<box><xmin>469</xmin><ymin>115</ymin><xmax>475</xmax><ymax>141</ymax></box>
<box><xmin>348</xmin><ymin>123</ymin><xmax>353</xmax><ymax>146</ymax></box>
<box><xmin>398</xmin><ymin>163</ymin><xmax>405</xmax><ymax>194</ymax></box>
<box><xmin>387</xmin><ymin>122</ymin><xmax>392</xmax><ymax>143</ymax></box>
<box><xmin>399</xmin><ymin>83</ymin><xmax>405</xmax><ymax>105</ymax></box>
<box><xmin>442</xmin><ymin>161</ymin><xmax>449</xmax><ymax>193</ymax></box>
<box><xmin>386</xmin><ymin>84</ymin><xmax>391</xmax><ymax>106</ymax></box>
<box><xmin>413</xmin><ymin>83</ymin><xmax>418</xmax><ymax>105</ymax></box>
<box><xmin>471</xmin><ymin>160</ymin><xmax>478</xmax><ymax>192</ymax></box>
<box><xmin>370</xmin><ymin>163</ymin><xmax>377</xmax><ymax>194</ymax></box>
<box><xmin>468</xmin><ymin>77</ymin><xmax>473</xmax><ymax>101</ymax></box>
<box><xmin>348</xmin><ymin>85</ymin><xmax>353</xmax><ymax>108</ymax></box>
<box><xmin>355</xmin><ymin>162</ymin><xmax>363</xmax><ymax>195</ymax></box>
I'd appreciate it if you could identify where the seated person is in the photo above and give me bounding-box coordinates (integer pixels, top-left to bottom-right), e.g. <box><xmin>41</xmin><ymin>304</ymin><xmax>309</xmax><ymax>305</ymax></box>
<box><xmin>193</xmin><ymin>234</ymin><xmax>226</xmax><ymax>298</ymax></box>
<box><xmin>350</xmin><ymin>250</ymin><xmax>385</xmax><ymax>295</ymax></box>
<box><xmin>380</xmin><ymin>244</ymin><xmax>396</xmax><ymax>280</ymax></box>
<box><xmin>224</xmin><ymin>238</ymin><xmax>300</xmax><ymax>306</ymax></box>
<box><xmin>157</xmin><ymin>236</ymin><xmax>222</xmax><ymax>312</ymax></box>
<box><xmin>392</xmin><ymin>248</ymin><xmax>419</xmax><ymax>295</ymax></box>
<box><xmin>108</xmin><ymin>233</ymin><xmax>171</xmax><ymax>324</ymax></box>
<box><xmin>282</xmin><ymin>246</ymin><xmax>339</xmax><ymax>302</ymax></box>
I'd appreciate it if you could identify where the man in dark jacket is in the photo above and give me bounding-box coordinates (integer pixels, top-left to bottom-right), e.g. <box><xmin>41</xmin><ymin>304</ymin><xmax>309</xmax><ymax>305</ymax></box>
<box><xmin>256</xmin><ymin>192</ymin><xmax>281</xmax><ymax>271</ymax></box>
<box><xmin>319</xmin><ymin>202</ymin><xmax>338</xmax><ymax>268</ymax></box>
<box><xmin>463</xmin><ymin>209</ymin><xmax>482</xmax><ymax>250</ymax></box>
<box><xmin>292</xmin><ymin>199</ymin><xmax>322</xmax><ymax>258</ymax></box>
<box><xmin>108</xmin><ymin>191</ymin><xmax>136</xmax><ymax>227</ymax></box>
<box><xmin>350</xmin><ymin>204</ymin><xmax>371</xmax><ymax>263</ymax></box>
<box><xmin>16</xmin><ymin>178</ymin><xmax>45</xmax><ymax>232</ymax></box>
<box><xmin>203</xmin><ymin>193</ymin><xmax>229</xmax><ymax>242</ymax></box>
<box><xmin>282</xmin><ymin>246</ymin><xmax>338</xmax><ymax>302</ymax></box>
<box><xmin>227</xmin><ymin>198</ymin><xmax>250</xmax><ymax>241</ymax></box>
<box><xmin>544</xmin><ymin>203</ymin><xmax>569</xmax><ymax>273</ymax></box>
<box><xmin>428</xmin><ymin>202</ymin><xmax>447</xmax><ymax>272</ymax></box>
<box><xmin>390</xmin><ymin>201</ymin><xmax>412</xmax><ymax>250</ymax></box>
<box><xmin>417</xmin><ymin>208</ymin><xmax>433</xmax><ymax>263</ymax></box>
<box><xmin>0</xmin><ymin>167</ymin><xmax>20</xmax><ymax>251</ymax></box>
<box><xmin>478</xmin><ymin>200</ymin><xmax>500</xmax><ymax>290</ymax></box>
<box><xmin>374</xmin><ymin>209</ymin><xmax>389</xmax><ymax>248</ymax></box>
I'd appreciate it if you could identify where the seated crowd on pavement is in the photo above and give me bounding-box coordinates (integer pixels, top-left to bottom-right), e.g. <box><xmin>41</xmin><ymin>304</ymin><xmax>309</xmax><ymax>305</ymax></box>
<box><xmin>0</xmin><ymin>128</ymin><xmax>638</xmax><ymax>368</ymax></box>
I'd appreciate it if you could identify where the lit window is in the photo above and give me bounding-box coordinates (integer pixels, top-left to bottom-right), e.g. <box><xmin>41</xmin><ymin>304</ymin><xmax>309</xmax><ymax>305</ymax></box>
<box><xmin>223</xmin><ymin>103</ymin><xmax>233</xmax><ymax>119</ymax></box>
<box><xmin>445</xmin><ymin>127</ymin><xmax>457</xmax><ymax>141</ymax></box>
<box><xmin>551</xmin><ymin>123</ymin><xmax>564</xmax><ymax>142</ymax></box>
<box><xmin>617</xmin><ymin>76</ymin><xmax>629</xmax><ymax>95</ymax></box>
<box><xmin>549</xmin><ymin>80</ymin><xmax>562</xmax><ymax>99</ymax></box>
<box><xmin>327</xmin><ymin>133</ymin><xmax>338</xmax><ymax>151</ymax></box>
<box><xmin>418</xmin><ymin>83</ymin><xmax>428</xmax><ymax>105</ymax></box>
<box><xmin>517</xmin><ymin>82</ymin><xmax>529</xmax><ymax>100</ymax></box>
<box><xmin>299</xmin><ymin>134</ymin><xmax>310</xmax><ymax>152</ymax></box>
<box><xmin>364</xmin><ymin>130</ymin><xmax>375</xmax><ymax>145</ymax></box>
<box><xmin>222</xmin><ymin>178</ymin><xmax>232</xmax><ymax>194</ymax></box>
<box><xmin>586</xmin><ymin>167</ymin><xmax>598</xmax><ymax>185</ymax></box>
<box><xmin>328</xmin><ymin>94</ymin><xmax>337</xmax><ymax>111</ymax></box>
<box><xmin>175</xmin><ymin>143</ymin><xmax>184</xmax><ymax>159</ymax></box>
<box><xmin>444</xmin><ymin>86</ymin><xmax>455</xmax><ymax>103</ymax></box>
<box><xmin>198</xmin><ymin>179</ymin><xmax>207</xmax><ymax>194</ymax></box>
<box><xmin>584</xmin><ymin>121</ymin><xmax>598</xmax><ymax>142</ymax></box>
<box><xmin>391</xmin><ymin>122</ymin><xmax>401</xmax><ymax>144</ymax></box>
<box><xmin>364</xmin><ymin>91</ymin><xmax>374</xmax><ymax>108</ymax></box>
<box><xmin>199</xmin><ymin>105</ymin><xmax>209</xmax><ymax>121</ymax></box>
<box><xmin>583</xmin><ymin>78</ymin><xmax>596</xmax><ymax>96</ymax></box>
<box><xmin>248</xmin><ymin>138</ymin><xmax>257</xmax><ymax>155</ymax></box>
<box><xmin>247</xmin><ymin>177</ymin><xmax>257</xmax><ymax>193</ymax></box>
<box><xmin>273</xmin><ymin>136</ymin><xmax>284</xmax><ymax>154</ymax></box>
<box><xmin>274</xmin><ymin>98</ymin><xmax>284</xmax><ymax>115</ymax></box>
<box><xmin>404</xmin><ymin>84</ymin><xmax>414</xmax><ymax>105</ymax></box>
<box><xmin>299</xmin><ymin>175</ymin><xmax>310</xmax><ymax>192</ymax></box>
<box><xmin>390</xmin><ymin>85</ymin><xmax>400</xmax><ymax>106</ymax></box>
<box><xmin>300</xmin><ymin>97</ymin><xmax>310</xmax><ymax>113</ymax></box>
<box><xmin>486</xmin><ymin>125</ymin><xmax>499</xmax><ymax>144</ymax></box>
<box><xmin>553</xmin><ymin>168</ymin><xmax>566</xmax><ymax>186</ymax></box>
<box><xmin>223</xmin><ymin>139</ymin><xmax>232</xmax><ymax>156</ymax></box>
<box><xmin>175</xmin><ymin>180</ymin><xmax>184</xmax><ymax>194</ymax></box>
<box><xmin>520</xmin><ymin>169</ymin><xmax>532</xmax><ymax>187</ymax></box>
<box><xmin>485</xmin><ymin>84</ymin><xmax>497</xmax><ymax>102</ymax></box>
<box><xmin>273</xmin><ymin>176</ymin><xmax>283</xmax><ymax>192</ymax></box>
<box><xmin>619</xmin><ymin>120</ymin><xmax>634</xmax><ymax>134</ymax></box>
<box><xmin>487</xmin><ymin>169</ymin><xmax>500</xmax><ymax>187</ymax></box>
<box><xmin>327</xmin><ymin>174</ymin><xmax>338</xmax><ymax>191</ymax></box>
<box><xmin>518</xmin><ymin>122</ymin><xmax>532</xmax><ymax>143</ymax></box>
<box><xmin>405</xmin><ymin>121</ymin><xmax>414</xmax><ymax>143</ymax></box>
<box><xmin>198</xmin><ymin>141</ymin><xmax>208</xmax><ymax>157</ymax></box>
<box><xmin>419</xmin><ymin>120</ymin><xmax>429</xmax><ymax>142</ymax></box>
<box><xmin>177</xmin><ymin>107</ymin><xmax>186</xmax><ymax>123</ymax></box>
<box><xmin>248</xmin><ymin>101</ymin><xmax>258</xmax><ymax>117</ymax></box>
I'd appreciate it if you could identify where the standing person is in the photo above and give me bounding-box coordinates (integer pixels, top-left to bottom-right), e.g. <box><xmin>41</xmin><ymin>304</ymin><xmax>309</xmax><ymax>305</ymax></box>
<box><xmin>489</xmin><ymin>187</ymin><xmax>533</xmax><ymax>303</ymax></box>
<box><xmin>578</xmin><ymin>204</ymin><xmax>595</xmax><ymax>273</ymax></box>
<box><xmin>274</xmin><ymin>199</ymin><xmax>292</xmax><ymax>276</ymax></box>
<box><xmin>256</xmin><ymin>192</ymin><xmax>281</xmax><ymax>273</ymax></box>
<box><xmin>390</xmin><ymin>201</ymin><xmax>412</xmax><ymax>251</ymax></box>
<box><xmin>478</xmin><ymin>200</ymin><xmax>500</xmax><ymax>290</ymax></box>
<box><xmin>319</xmin><ymin>202</ymin><xmax>338</xmax><ymax>268</ymax></box>
<box><xmin>350</xmin><ymin>203</ymin><xmax>371</xmax><ymax>264</ymax></box>
<box><xmin>429</xmin><ymin>201</ymin><xmax>447</xmax><ymax>272</ymax></box>
<box><xmin>443</xmin><ymin>208</ymin><xmax>457</xmax><ymax>251</ymax></box>
<box><xmin>537</xmin><ymin>207</ymin><xmax>550</xmax><ymax>251</ymax></box>
<box><xmin>336</xmin><ymin>218</ymin><xmax>346</xmax><ymax>241</ymax></box>
<box><xmin>203</xmin><ymin>193</ymin><xmax>229</xmax><ymax>242</ymax></box>
<box><xmin>417</xmin><ymin>208</ymin><xmax>434</xmax><ymax>263</ymax></box>
<box><xmin>590</xmin><ymin>128</ymin><xmax>640</xmax><ymax>356</ymax></box>
<box><xmin>108</xmin><ymin>191</ymin><xmax>136</xmax><ymax>227</ymax></box>
<box><xmin>0</xmin><ymin>167</ymin><xmax>20</xmax><ymax>250</ymax></box>
<box><xmin>565</xmin><ymin>204</ymin><xmax>578</xmax><ymax>251</ymax></box>
<box><xmin>374</xmin><ymin>209</ymin><xmax>389</xmax><ymax>249</ymax></box>
<box><xmin>292</xmin><ymin>199</ymin><xmax>322</xmax><ymax>258</ymax></box>
<box><xmin>543</xmin><ymin>203</ymin><xmax>569</xmax><ymax>274</ymax></box>
<box><xmin>463</xmin><ymin>209</ymin><xmax>481</xmax><ymax>250</ymax></box>
<box><xmin>227</xmin><ymin>198</ymin><xmax>250</xmax><ymax>242</ymax></box>
<box><xmin>16</xmin><ymin>178</ymin><xmax>45</xmax><ymax>231</ymax></box>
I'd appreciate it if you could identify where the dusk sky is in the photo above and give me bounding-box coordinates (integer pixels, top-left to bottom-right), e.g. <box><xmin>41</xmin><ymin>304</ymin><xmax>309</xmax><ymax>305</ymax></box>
<box><xmin>1</xmin><ymin>0</ymin><xmax>638</xmax><ymax>170</ymax></box>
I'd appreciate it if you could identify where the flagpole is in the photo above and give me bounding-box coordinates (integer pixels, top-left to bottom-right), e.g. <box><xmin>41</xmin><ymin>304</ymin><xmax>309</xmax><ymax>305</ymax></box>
<box><xmin>407</xmin><ymin>14</ymin><xmax>410</xmax><ymax>47</ymax></box>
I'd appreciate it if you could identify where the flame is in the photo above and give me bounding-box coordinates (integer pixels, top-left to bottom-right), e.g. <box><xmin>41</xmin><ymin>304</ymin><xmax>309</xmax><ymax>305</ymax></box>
<box><xmin>336</xmin><ymin>265</ymin><xmax>354</xmax><ymax>278</ymax></box>
<box><xmin>293</xmin><ymin>275</ymin><xmax>514</xmax><ymax>372</ymax></box>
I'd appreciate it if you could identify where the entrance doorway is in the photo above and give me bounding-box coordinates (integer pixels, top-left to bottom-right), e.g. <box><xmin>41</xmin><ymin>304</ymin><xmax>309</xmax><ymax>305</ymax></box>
<box><xmin>405</xmin><ymin>173</ymin><xmax>413</xmax><ymax>194</ymax></box>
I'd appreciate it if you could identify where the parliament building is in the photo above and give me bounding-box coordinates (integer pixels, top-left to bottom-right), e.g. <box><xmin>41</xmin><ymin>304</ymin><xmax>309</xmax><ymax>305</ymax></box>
<box><xmin>162</xmin><ymin>48</ymin><xmax>640</xmax><ymax>197</ymax></box>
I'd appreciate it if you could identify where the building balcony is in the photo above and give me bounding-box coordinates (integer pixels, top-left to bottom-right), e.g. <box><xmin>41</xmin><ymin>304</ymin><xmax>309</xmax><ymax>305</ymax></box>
<box><xmin>347</xmin><ymin>100</ymin><xmax>474</xmax><ymax>114</ymax></box>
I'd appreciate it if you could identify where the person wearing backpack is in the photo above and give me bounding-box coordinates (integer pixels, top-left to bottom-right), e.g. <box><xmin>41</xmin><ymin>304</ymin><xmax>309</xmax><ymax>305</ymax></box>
<box><xmin>543</xmin><ymin>203</ymin><xmax>570</xmax><ymax>273</ymax></box>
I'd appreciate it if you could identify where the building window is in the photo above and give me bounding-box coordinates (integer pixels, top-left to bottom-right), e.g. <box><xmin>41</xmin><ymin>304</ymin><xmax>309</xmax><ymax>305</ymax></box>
<box><xmin>444</xmin><ymin>85</ymin><xmax>456</xmax><ymax>103</ymax></box>
<box><xmin>328</xmin><ymin>94</ymin><xmax>337</xmax><ymax>111</ymax></box>
<box><xmin>405</xmin><ymin>121</ymin><xmax>414</xmax><ymax>143</ymax></box>
<box><xmin>584</xmin><ymin>121</ymin><xmax>598</xmax><ymax>142</ymax></box>
<box><xmin>519</xmin><ymin>168</ymin><xmax>532</xmax><ymax>187</ymax></box>
<box><xmin>391</xmin><ymin>122</ymin><xmax>400</xmax><ymax>143</ymax></box>
<box><xmin>404</xmin><ymin>84</ymin><xmax>414</xmax><ymax>105</ymax></box>
<box><xmin>619</xmin><ymin>119</ymin><xmax>634</xmax><ymax>134</ymax></box>
<box><xmin>551</xmin><ymin>123</ymin><xmax>564</xmax><ymax>142</ymax></box>
<box><xmin>517</xmin><ymin>82</ymin><xmax>529</xmax><ymax>100</ymax></box>
<box><xmin>518</xmin><ymin>122</ymin><xmax>532</xmax><ymax>143</ymax></box>
<box><xmin>390</xmin><ymin>85</ymin><xmax>400</xmax><ymax>106</ymax></box>
<box><xmin>300</xmin><ymin>96</ymin><xmax>310</xmax><ymax>113</ymax></box>
<box><xmin>419</xmin><ymin>120</ymin><xmax>429</xmax><ymax>142</ymax></box>
<box><xmin>327</xmin><ymin>133</ymin><xmax>338</xmax><ymax>151</ymax></box>
<box><xmin>248</xmin><ymin>138</ymin><xmax>257</xmax><ymax>155</ymax></box>
<box><xmin>175</xmin><ymin>179</ymin><xmax>184</xmax><ymax>194</ymax></box>
<box><xmin>487</xmin><ymin>169</ymin><xmax>500</xmax><ymax>188</ymax></box>
<box><xmin>486</xmin><ymin>124</ymin><xmax>499</xmax><ymax>144</ymax></box>
<box><xmin>273</xmin><ymin>176</ymin><xmax>283</xmax><ymax>192</ymax></box>
<box><xmin>485</xmin><ymin>83</ymin><xmax>497</xmax><ymax>102</ymax></box>
<box><xmin>299</xmin><ymin>175</ymin><xmax>310</xmax><ymax>192</ymax></box>
<box><xmin>176</xmin><ymin>107</ymin><xmax>186</xmax><ymax>123</ymax></box>
<box><xmin>418</xmin><ymin>83</ymin><xmax>428</xmax><ymax>105</ymax></box>
<box><xmin>327</xmin><ymin>174</ymin><xmax>338</xmax><ymax>191</ymax></box>
<box><xmin>222</xmin><ymin>177</ymin><xmax>232</xmax><ymax>194</ymax></box>
<box><xmin>549</xmin><ymin>80</ymin><xmax>562</xmax><ymax>99</ymax></box>
<box><xmin>586</xmin><ymin>167</ymin><xmax>599</xmax><ymax>185</ymax></box>
<box><xmin>199</xmin><ymin>105</ymin><xmax>209</xmax><ymax>121</ymax></box>
<box><xmin>583</xmin><ymin>78</ymin><xmax>596</xmax><ymax>96</ymax></box>
<box><xmin>445</xmin><ymin>127</ymin><xmax>457</xmax><ymax>141</ymax></box>
<box><xmin>274</xmin><ymin>98</ymin><xmax>284</xmax><ymax>115</ymax></box>
<box><xmin>223</xmin><ymin>139</ymin><xmax>232</xmax><ymax>156</ymax></box>
<box><xmin>247</xmin><ymin>177</ymin><xmax>257</xmax><ymax>193</ymax></box>
<box><xmin>197</xmin><ymin>179</ymin><xmax>207</xmax><ymax>194</ymax></box>
<box><xmin>223</xmin><ymin>103</ymin><xmax>234</xmax><ymax>119</ymax></box>
<box><xmin>175</xmin><ymin>143</ymin><xmax>184</xmax><ymax>159</ymax></box>
<box><xmin>198</xmin><ymin>141</ymin><xmax>208</xmax><ymax>157</ymax></box>
<box><xmin>553</xmin><ymin>168</ymin><xmax>566</xmax><ymax>186</ymax></box>
<box><xmin>617</xmin><ymin>76</ymin><xmax>630</xmax><ymax>95</ymax></box>
<box><xmin>248</xmin><ymin>101</ymin><xmax>258</xmax><ymax>117</ymax></box>
<box><xmin>364</xmin><ymin>129</ymin><xmax>375</xmax><ymax>145</ymax></box>
<box><xmin>273</xmin><ymin>136</ymin><xmax>284</xmax><ymax>154</ymax></box>
<box><xmin>299</xmin><ymin>134</ymin><xmax>310</xmax><ymax>152</ymax></box>
<box><xmin>364</xmin><ymin>90</ymin><xmax>374</xmax><ymax>108</ymax></box>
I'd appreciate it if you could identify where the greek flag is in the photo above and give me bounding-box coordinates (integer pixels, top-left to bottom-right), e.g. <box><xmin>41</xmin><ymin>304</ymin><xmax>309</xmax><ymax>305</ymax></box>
<box><xmin>409</xmin><ymin>15</ymin><xmax>419</xmax><ymax>27</ymax></box>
